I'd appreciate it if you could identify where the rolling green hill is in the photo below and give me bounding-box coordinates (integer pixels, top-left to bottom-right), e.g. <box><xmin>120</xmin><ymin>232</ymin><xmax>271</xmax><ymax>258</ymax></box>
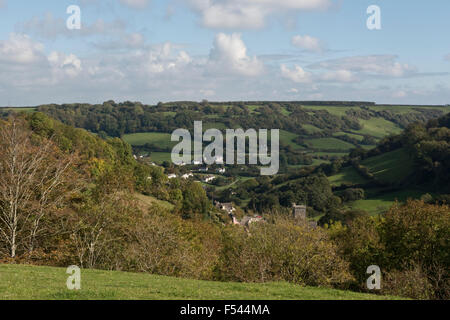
<box><xmin>2</xmin><ymin>102</ymin><xmax>448</xmax><ymax>217</ymax></box>
<box><xmin>361</xmin><ymin>148</ymin><xmax>414</xmax><ymax>184</ymax></box>
<box><xmin>123</xmin><ymin>132</ymin><xmax>175</xmax><ymax>148</ymax></box>
<box><xmin>3</xmin><ymin>102</ymin><xmax>449</xmax><ymax>167</ymax></box>
<box><xmin>327</xmin><ymin>148</ymin><xmax>424</xmax><ymax>215</ymax></box>
<box><xmin>0</xmin><ymin>264</ymin><xmax>402</xmax><ymax>300</ymax></box>
<box><xmin>328</xmin><ymin>166</ymin><xmax>371</xmax><ymax>187</ymax></box>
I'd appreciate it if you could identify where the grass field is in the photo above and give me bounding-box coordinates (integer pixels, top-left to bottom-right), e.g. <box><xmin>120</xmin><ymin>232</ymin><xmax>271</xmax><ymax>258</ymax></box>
<box><xmin>361</xmin><ymin>148</ymin><xmax>414</xmax><ymax>184</ymax></box>
<box><xmin>328</xmin><ymin>167</ymin><xmax>371</xmax><ymax>187</ymax></box>
<box><xmin>279</xmin><ymin>130</ymin><xmax>305</xmax><ymax>150</ymax></box>
<box><xmin>0</xmin><ymin>107</ymin><xmax>36</xmax><ymax>113</ymax></box>
<box><xmin>305</xmin><ymin>137</ymin><xmax>355</xmax><ymax>150</ymax></box>
<box><xmin>349</xmin><ymin>189</ymin><xmax>425</xmax><ymax>215</ymax></box>
<box><xmin>333</xmin><ymin>132</ymin><xmax>365</xmax><ymax>142</ymax></box>
<box><xmin>310</xmin><ymin>151</ymin><xmax>349</xmax><ymax>157</ymax></box>
<box><xmin>0</xmin><ymin>264</ymin><xmax>402</xmax><ymax>300</ymax></box>
<box><xmin>149</xmin><ymin>152</ymin><xmax>172</xmax><ymax>164</ymax></box>
<box><xmin>203</xmin><ymin>122</ymin><xmax>228</xmax><ymax>130</ymax></box>
<box><xmin>354</xmin><ymin>118</ymin><xmax>403</xmax><ymax>138</ymax></box>
<box><xmin>303</xmin><ymin>105</ymin><xmax>353</xmax><ymax>116</ymax></box>
<box><xmin>328</xmin><ymin>149</ymin><xmax>415</xmax><ymax>187</ymax></box>
<box><xmin>302</xmin><ymin>124</ymin><xmax>322</xmax><ymax>134</ymax></box>
<box><xmin>123</xmin><ymin>132</ymin><xmax>174</xmax><ymax>148</ymax></box>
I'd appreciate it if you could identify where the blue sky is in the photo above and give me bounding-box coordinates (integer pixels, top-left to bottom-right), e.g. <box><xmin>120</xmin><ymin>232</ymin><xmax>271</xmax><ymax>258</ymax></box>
<box><xmin>0</xmin><ymin>0</ymin><xmax>449</xmax><ymax>106</ymax></box>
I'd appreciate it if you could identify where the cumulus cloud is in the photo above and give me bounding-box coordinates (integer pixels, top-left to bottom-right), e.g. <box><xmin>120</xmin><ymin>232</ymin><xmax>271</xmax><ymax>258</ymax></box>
<box><xmin>0</xmin><ymin>33</ymin><xmax>84</xmax><ymax>95</ymax></box>
<box><xmin>188</xmin><ymin>0</ymin><xmax>332</xmax><ymax>29</ymax></box>
<box><xmin>280</xmin><ymin>64</ymin><xmax>312</xmax><ymax>83</ymax></box>
<box><xmin>292</xmin><ymin>35</ymin><xmax>324</xmax><ymax>53</ymax></box>
<box><xmin>142</xmin><ymin>43</ymin><xmax>192</xmax><ymax>73</ymax></box>
<box><xmin>0</xmin><ymin>33</ymin><xmax>45</xmax><ymax>64</ymax></box>
<box><xmin>48</xmin><ymin>52</ymin><xmax>82</xmax><ymax>78</ymax></box>
<box><xmin>208</xmin><ymin>33</ymin><xmax>264</xmax><ymax>76</ymax></box>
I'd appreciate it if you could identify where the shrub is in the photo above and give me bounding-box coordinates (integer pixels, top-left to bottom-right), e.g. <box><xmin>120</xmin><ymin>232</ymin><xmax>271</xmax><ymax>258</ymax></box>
<box><xmin>341</xmin><ymin>188</ymin><xmax>365</xmax><ymax>202</ymax></box>
<box><xmin>331</xmin><ymin>200</ymin><xmax>450</xmax><ymax>299</ymax></box>
<box><xmin>217</xmin><ymin>217</ymin><xmax>353</xmax><ymax>287</ymax></box>
<box><xmin>382</xmin><ymin>265</ymin><xmax>434</xmax><ymax>300</ymax></box>
<box><xmin>125</xmin><ymin>208</ymin><xmax>221</xmax><ymax>280</ymax></box>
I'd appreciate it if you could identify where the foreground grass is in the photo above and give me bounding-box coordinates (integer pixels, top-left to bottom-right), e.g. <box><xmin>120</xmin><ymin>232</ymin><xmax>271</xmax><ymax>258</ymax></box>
<box><xmin>0</xmin><ymin>264</ymin><xmax>402</xmax><ymax>300</ymax></box>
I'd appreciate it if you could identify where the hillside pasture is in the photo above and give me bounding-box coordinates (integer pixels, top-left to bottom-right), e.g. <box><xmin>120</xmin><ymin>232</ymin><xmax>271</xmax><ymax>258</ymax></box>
<box><xmin>361</xmin><ymin>148</ymin><xmax>414</xmax><ymax>184</ymax></box>
<box><xmin>349</xmin><ymin>189</ymin><xmax>425</xmax><ymax>215</ymax></box>
<box><xmin>279</xmin><ymin>130</ymin><xmax>305</xmax><ymax>150</ymax></box>
<box><xmin>0</xmin><ymin>264</ymin><xmax>402</xmax><ymax>300</ymax></box>
<box><xmin>328</xmin><ymin>167</ymin><xmax>370</xmax><ymax>187</ymax></box>
<box><xmin>353</xmin><ymin>118</ymin><xmax>403</xmax><ymax>138</ymax></box>
<box><xmin>123</xmin><ymin>132</ymin><xmax>175</xmax><ymax>148</ymax></box>
<box><xmin>304</xmin><ymin>137</ymin><xmax>355</xmax><ymax>151</ymax></box>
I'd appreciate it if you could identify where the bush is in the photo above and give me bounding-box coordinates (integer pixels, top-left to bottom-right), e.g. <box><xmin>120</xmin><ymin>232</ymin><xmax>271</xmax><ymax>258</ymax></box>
<box><xmin>382</xmin><ymin>265</ymin><xmax>434</xmax><ymax>300</ymax></box>
<box><xmin>331</xmin><ymin>200</ymin><xmax>450</xmax><ymax>299</ymax></box>
<box><xmin>125</xmin><ymin>208</ymin><xmax>221</xmax><ymax>280</ymax></box>
<box><xmin>341</xmin><ymin>188</ymin><xmax>365</xmax><ymax>202</ymax></box>
<box><xmin>217</xmin><ymin>217</ymin><xmax>353</xmax><ymax>287</ymax></box>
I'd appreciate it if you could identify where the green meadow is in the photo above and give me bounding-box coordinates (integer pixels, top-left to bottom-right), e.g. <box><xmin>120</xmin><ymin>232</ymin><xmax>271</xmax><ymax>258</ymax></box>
<box><xmin>0</xmin><ymin>264</ymin><xmax>402</xmax><ymax>300</ymax></box>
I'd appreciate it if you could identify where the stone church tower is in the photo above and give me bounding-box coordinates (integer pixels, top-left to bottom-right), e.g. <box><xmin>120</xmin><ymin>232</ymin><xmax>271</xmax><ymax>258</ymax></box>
<box><xmin>292</xmin><ymin>204</ymin><xmax>307</xmax><ymax>220</ymax></box>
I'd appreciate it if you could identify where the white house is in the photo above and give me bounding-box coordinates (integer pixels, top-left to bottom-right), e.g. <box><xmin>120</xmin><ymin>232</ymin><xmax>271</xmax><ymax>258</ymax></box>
<box><xmin>203</xmin><ymin>175</ymin><xmax>216</xmax><ymax>183</ymax></box>
<box><xmin>168</xmin><ymin>174</ymin><xmax>177</xmax><ymax>179</ymax></box>
<box><xmin>182</xmin><ymin>173</ymin><xmax>194</xmax><ymax>179</ymax></box>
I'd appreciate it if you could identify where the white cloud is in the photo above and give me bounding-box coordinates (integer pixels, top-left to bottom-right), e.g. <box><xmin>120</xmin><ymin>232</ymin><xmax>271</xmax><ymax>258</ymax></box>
<box><xmin>0</xmin><ymin>33</ymin><xmax>45</xmax><ymax>64</ymax></box>
<box><xmin>0</xmin><ymin>0</ymin><xmax>5</xmax><ymax>8</ymax></box>
<box><xmin>309</xmin><ymin>55</ymin><xmax>417</xmax><ymax>77</ymax></box>
<box><xmin>208</xmin><ymin>33</ymin><xmax>264</xmax><ymax>76</ymax></box>
<box><xmin>142</xmin><ymin>43</ymin><xmax>192</xmax><ymax>73</ymax></box>
<box><xmin>188</xmin><ymin>0</ymin><xmax>332</xmax><ymax>29</ymax></box>
<box><xmin>119</xmin><ymin>0</ymin><xmax>151</xmax><ymax>9</ymax></box>
<box><xmin>292</xmin><ymin>35</ymin><xmax>324</xmax><ymax>53</ymax></box>
<box><xmin>321</xmin><ymin>69</ymin><xmax>356</xmax><ymax>82</ymax></box>
<box><xmin>20</xmin><ymin>14</ymin><xmax>128</xmax><ymax>40</ymax></box>
<box><xmin>1</xmin><ymin>30</ymin><xmax>447</xmax><ymax>106</ymax></box>
<box><xmin>445</xmin><ymin>54</ymin><xmax>450</xmax><ymax>62</ymax></box>
<box><xmin>48</xmin><ymin>52</ymin><xmax>82</xmax><ymax>78</ymax></box>
<box><xmin>0</xmin><ymin>33</ymin><xmax>85</xmax><ymax>95</ymax></box>
<box><xmin>280</xmin><ymin>64</ymin><xmax>312</xmax><ymax>83</ymax></box>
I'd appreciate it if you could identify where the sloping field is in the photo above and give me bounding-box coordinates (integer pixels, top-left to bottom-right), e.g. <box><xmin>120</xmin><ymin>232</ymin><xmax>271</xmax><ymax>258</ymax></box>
<box><xmin>354</xmin><ymin>118</ymin><xmax>403</xmax><ymax>138</ymax></box>
<box><xmin>279</xmin><ymin>130</ymin><xmax>305</xmax><ymax>150</ymax></box>
<box><xmin>361</xmin><ymin>148</ymin><xmax>414</xmax><ymax>184</ymax></box>
<box><xmin>123</xmin><ymin>132</ymin><xmax>175</xmax><ymax>148</ymax></box>
<box><xmin>305</xmin><ymin>137</ymin><xmax>355</xmax><ymax>150</ymax></box>
<box><xmin>0</xmin><ymin>264</ymin><xmax>402</xmax><ymax>300</ymax></box>
<box><xmin>328</xmin><ymin>167</ymin><xmax>371</xmax><ymax>187</ymax></box>
<box><xmin>349</xmin><ymin>189</ymin><xmax>425</xmax><ymax>215</ymax></box>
